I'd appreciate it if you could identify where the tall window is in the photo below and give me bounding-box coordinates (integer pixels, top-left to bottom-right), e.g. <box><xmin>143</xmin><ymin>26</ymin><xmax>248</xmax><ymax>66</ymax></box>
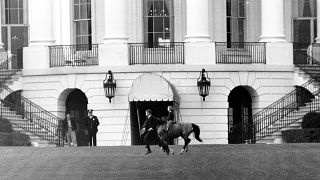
<box><xmin>297</xmin><ymin>0</ymin><xmax>316</xmax><ymax>17</ymax></box>
<box><xmin>4</xmin><ymin>0</ymin><xmax>25</xmax><ymax>24</ymax></box>
<box><xmin>73</xmin><ymin>0</ymin><xmax>92</xmax><ymax>45</ymax></box>
<box><xmin>293</xmin><ymin>0</ymin><xmax>317</xmax><ymax>44</ymax></box>
<box><xmin>226</xmin><ymin>0</ymin><xmax>245</xmax><ymax>43</ymax></box>
<box><xmin>1</xmin><ymin>0</ymin><xmax>28</xmax><ymax>55</ymax></box>
<box><xmin>143</xmin><ymin>0</ymin><xmax>173</xmax><ymax>47</ymax></box>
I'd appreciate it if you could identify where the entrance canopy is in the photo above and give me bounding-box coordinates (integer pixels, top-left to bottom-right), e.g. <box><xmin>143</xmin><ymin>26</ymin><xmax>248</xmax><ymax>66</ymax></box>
<box><xmin>128</xmin><ymin>73</ymin><xmax>175</xmax><ymax>102</ymax></box>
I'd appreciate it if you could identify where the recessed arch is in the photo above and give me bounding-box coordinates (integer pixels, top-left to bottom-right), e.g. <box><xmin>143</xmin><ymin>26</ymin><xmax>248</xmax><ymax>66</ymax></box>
<box><xmin>228</xmin><ymin>86</ymin><xmax>258</xmax><ymax>144</ymax></box>
<box><xmin>57</xmin><ymin>88</ymin><xmax>88</xmax><ymax>146</ymax></box>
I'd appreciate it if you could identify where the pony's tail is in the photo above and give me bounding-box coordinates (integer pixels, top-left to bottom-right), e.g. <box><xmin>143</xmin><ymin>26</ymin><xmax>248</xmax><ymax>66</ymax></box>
<box><xmin>192</xmin><ymin>123</ymin><xmax>203</xmax><ymax>142</ymax></box>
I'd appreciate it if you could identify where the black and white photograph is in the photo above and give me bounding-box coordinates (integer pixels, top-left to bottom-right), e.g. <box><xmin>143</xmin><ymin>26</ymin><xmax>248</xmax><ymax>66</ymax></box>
<box><xmin>0</xmin><ymin>0</ymin><xmax>320</xmax><ymax>179</ymax></box>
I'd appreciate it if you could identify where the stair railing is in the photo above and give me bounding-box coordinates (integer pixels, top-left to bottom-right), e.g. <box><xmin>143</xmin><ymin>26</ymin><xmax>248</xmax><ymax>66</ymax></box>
<box><xmin>0</xmin><ymin>51</ymin><xmax>63</xmax><ymax>146</ymax></box>
<box><xmin>253</xmin><ymin>77</ymin><xmax>320</xmax><ymax>141</ymax></box>
<box><xmin>253</xmin><ymin>43</ymin><xmax>320</xmax><ymax>142</ymax></box>
<box><xmin>0</xmin><ymin>84</ymin><xmax>63</xmax><ymax>146</ymax></box>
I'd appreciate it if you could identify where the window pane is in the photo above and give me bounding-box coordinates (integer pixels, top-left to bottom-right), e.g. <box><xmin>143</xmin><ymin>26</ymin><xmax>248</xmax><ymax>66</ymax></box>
<box><xmin>9</xmin><ymin>9</ymin><xmax>19</xmax><ymax>24</ymax></box>
<box><xmin>74</xmin><ymin>5</ymin><xmax>80</xmax><ymax>19</ymax></box>
<box><xmin>154</xmin><ymin>17</ymin><xmax>163</xmax><ymax>32</ymax></box>
<box><xmin>9</xmin><ymin>0</ymin><xmax>18</xmax><ymax>8</ymax></box>
<box><xmin>5</xmin><ymin>0</ymin><xmax>9</xmax><ymax>9</ymax></box>
<box><xmin>298</xmin><ymin>0</ymin><xmax>317</xmax><ymax>17</ymax></box>
<box><xmin>19</xmin><ymin>0</ymin><xmax>23</xmax><ymax>8</ymax></box>
<box><xmin>18</xmin><ymin>9</ymin><xmax>23</xmax><ymax>24</ymax></box>
<box><xmin>153</xmin><ymin>1</ymin><xmax>163</xmax><ymax>16</ymax></box>
<box><xmin>239</xmin><ymin>0</ymin><xmax>245</xmax><ymax>17</ymax></box>
<box><xmin>164</xmin><ymin>17</ymin><xmax>170</xmax><ymax>32</ymax></box>
<box><xmin>5</xmin><ymin>9</ymin><xmax>9</xmax><ymax>24</ymax></box>
<box><xmin>226</xmin><ymin>0</ymin><xmax>231</xmax><ymax>16</ymax></box>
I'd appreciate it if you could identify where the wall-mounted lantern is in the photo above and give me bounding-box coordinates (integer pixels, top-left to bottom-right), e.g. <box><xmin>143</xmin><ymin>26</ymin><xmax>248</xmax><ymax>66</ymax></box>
<box><xmin>103</xmin><ymin>70</ymin><xmax>117</xmax><ymax>103</ymax></box>
<box><xmin>197</xmin><ymin>68</ymin><xmax>211</xmax><ymax>101</ymax></box>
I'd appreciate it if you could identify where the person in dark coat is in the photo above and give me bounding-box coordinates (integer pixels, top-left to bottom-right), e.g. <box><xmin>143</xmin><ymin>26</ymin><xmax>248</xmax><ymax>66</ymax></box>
<box><xmin>85</xmin><ymin>109</ymin><xmax>100</xmax><ymax>146</ymax></box>
<box><xmin>61</xmin><ymin>113</ymin><xmax>77</xmax><ymax>146</ymax></box>
<box><xmin>140</xmin><ymin>109</ymin><xmax>169</xmax><ymax>155</ymax></box>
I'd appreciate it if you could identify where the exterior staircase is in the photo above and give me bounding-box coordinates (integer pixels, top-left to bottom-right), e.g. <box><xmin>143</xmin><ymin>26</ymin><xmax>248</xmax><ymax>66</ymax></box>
<box><xmin>0</xmin><ymin>54</ymin><xmax>62</xmax><ymax>147</ymax></box>
<box><xmin>253</xmin><ymin>44</ymin><xmax>320</xmax><ymax>143</ymax></box>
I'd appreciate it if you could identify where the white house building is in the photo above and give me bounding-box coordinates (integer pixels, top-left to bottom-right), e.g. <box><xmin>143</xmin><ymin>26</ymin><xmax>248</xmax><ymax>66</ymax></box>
<box><xmin>0</xmin><ymin>0</ymin><xmax>319</xmax><ymax>146</ymax></box>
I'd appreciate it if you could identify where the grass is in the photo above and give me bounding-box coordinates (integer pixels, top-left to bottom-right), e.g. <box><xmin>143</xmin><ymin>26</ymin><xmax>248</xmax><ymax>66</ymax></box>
<box><xmin>0</xmin><ymin>144</ymin><xmax>320</xmax><ymax>180</ymax></box>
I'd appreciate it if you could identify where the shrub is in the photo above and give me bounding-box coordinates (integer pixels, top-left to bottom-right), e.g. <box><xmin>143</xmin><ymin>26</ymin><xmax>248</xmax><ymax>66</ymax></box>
<box><xmin>0</xmin><ymin>132</ymin><xmax>31</xmax><ymax>146</ymax></box>
<box><xmin>282</xmin><ymin>129</ymin><xmax>320</xmax><ymax>143</ymax></box>
<box><xmin>301</xmin><ymin>112</ymin><xmax>320</xmax><ymax>129</ymax></box>
<box><xmin>0</xmin><ymin>118</ymin><xmax>13</xmax><ymax>133</ymax></box>
<box><xmin>0</xmin><ymin>118</ymin><xmax>31</xmax><ymax>146</ymax></box>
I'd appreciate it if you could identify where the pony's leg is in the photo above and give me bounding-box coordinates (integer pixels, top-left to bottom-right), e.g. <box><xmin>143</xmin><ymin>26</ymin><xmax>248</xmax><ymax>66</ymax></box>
<box><xmin>184</xmin><ymin>138</ymin><xmax>191</xmax><ymax>153</ymax></box>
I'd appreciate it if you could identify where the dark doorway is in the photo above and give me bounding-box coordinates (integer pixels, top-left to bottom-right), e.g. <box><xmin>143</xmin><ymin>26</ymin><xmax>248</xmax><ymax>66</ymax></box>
<box><xmin>130</xmin><ymin>101</ymin><xmax>174</xmax><ymax>145</ymax></box>
<box><xmin>66</xmin><ymin>89</ymin><xmax>88</xmax><ymax>146</ymax></box>
<box><xmin>228</xmin><ymin>86</ymin><xmax>253</xmax><ymax>144</ymax></box>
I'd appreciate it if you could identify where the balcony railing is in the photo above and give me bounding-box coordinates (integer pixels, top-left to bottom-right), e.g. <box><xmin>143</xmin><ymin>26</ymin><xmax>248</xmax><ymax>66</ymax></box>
<box><xmin>215</xmin><ymin>42</ymin><xmax>266</xmax><ymax>64</ymax></box>
<box><xmin>49</xmin><ymin>44</ymin><xmax>99</xmax><ymax>67</ymax></box>
<box><xmin>128</xmin><ymin>42</ymin><xmax>185</xmax><ymax>65</ymax></box>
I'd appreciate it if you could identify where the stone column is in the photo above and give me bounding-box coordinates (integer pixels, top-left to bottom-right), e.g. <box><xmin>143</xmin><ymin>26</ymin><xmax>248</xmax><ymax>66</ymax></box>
<box><xmin>259</xmin><ymin>0</ymin><xmax>293</xmax><ymax>65</ymax></box>
<box><xmin>24</xmin><ymin>0</ymin><xmax>55</xmax><ymax>69</ymax></box>
<box><xmin>103</xmin><ymin>0</ymin><xmax>127</xmax><ymax>43</ymax></box>
<box><xmin>0</xmin><ymin>1</ymin><xmax>3</xmax><ymax>49</ymax></box>
<box><xmin>99</xmin><ymin>0</ymin><xmax>128</xmax><ymax>66</ymax></box>
<box><xmin>185</xmin><ymin>0</ymin><xmax>210</xmax><ymax>42</ymax></box>
<box><xmin>28</xmin><ymin>0</ymin><xmax>55</xmax><ymax>46</ymax></box>
<box><xmin>316</xmin><ymin>0</ymin><xmax>320</xmax><ymax>42</ymax></box>
<box><xmin>259</xmin><ymin>0</ymin><xmax>286</xmax><ymax>42</ymax></box>
<box><xmin>184</xmin><ymin>0</ymin><xmax>214</xmax><ymax>65</ymax></box>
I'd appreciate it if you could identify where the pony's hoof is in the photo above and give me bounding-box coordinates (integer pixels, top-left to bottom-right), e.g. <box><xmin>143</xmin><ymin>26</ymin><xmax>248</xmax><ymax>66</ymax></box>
<box><xmin>169</xmin><ymin>148</ymin><xmax>175</xmax><ymax>155</ymax></box>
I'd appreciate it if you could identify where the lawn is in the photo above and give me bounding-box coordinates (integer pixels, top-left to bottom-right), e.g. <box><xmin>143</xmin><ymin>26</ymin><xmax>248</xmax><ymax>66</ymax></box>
<box><xmin>0</xmin><ymin>144</ymin><xmax>319</xmax><ymax>180</ymax></box>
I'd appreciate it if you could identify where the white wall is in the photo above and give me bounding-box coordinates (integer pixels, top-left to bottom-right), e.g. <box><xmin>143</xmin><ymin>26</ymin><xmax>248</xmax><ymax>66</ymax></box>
<box><xmin>21</xmin><ymin>65</ymin><xmax>294</xmax><ymax>146</ymax></box>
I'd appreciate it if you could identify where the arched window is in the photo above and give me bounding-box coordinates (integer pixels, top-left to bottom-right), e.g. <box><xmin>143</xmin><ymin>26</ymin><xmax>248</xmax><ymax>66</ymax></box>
<box><xmin>73</xmin><ymin>0</ymin><xmax>92</xmax><ymax>45</ymax></box>
<box><xmin>143</xmin><ymin>0</ymin><xmax>173</xmax><ymax>47</ymax></box>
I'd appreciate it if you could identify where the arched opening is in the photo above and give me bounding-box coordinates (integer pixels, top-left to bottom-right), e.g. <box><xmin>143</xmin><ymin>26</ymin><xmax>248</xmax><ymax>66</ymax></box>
<box><xmin>128</xmin><ymin>73</ymin><xmax>177</xmax><ymax>145</ymax></box>
<box><xmin>65</xmin><ymin>89</ymin><xmax>88</xmax><ymax>146</ymax></box>
<box><xmin>228</xmin><ymin>86</ymin><xmax>253</xmax><ymax>144</ymax></box>
<box><xmin>295</xmin><ymin>86</ymin><xmax>314</xmax><ymax>107</ymax></box>
<box><xmin>3</xmin><ymin>90</ymin><xmax>23</xmax><ymax>114</ymax></box>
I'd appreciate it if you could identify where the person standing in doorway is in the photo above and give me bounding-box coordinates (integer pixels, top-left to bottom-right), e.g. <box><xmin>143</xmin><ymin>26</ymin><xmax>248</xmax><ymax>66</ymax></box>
<box><xmin>85</xmin><ymin>109</ymin><xmax>100</xmax><ymax>146</ymax></box>
<box><xmin>62</xmin><ymin>113</ymin><xmax>77</xmax><ymax>146</ymax></box>
<box><xmin>140</xmin><ymin>109</ymin><xmax>169</xmax><ymax>155</ymax></box>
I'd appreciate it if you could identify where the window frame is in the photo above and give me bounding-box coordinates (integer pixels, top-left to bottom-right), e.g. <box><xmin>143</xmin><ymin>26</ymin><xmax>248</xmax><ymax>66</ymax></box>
<box><xmin>73</xmin><ymin>0</ymin><xmax>93</xmax><ymax>46</ymax></box>
<box><xmin>226</xmin><ymin>0</ymin><xmax>246</xmax><ymax>44</ymax></box>
<box><xmin>143</xmin><ymin>0</ymin><xmax>174</xmax><ymax>47</ymax></box>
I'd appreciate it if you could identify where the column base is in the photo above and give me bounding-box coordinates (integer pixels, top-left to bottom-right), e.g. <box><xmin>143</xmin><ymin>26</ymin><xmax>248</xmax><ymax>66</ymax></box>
<box><xmin>265</xmin><ymin>42</ymin><xmax>293</xmax><ymax>65</ymax></box>
<box><xmin>185</xmin><ymin>35</ymin><xmax>211</xmax><ymax>43</ymax></box>
<box><xmin>99</xmin><ymin>43</ymin><xmax>128</xmax><ymax>66</ymax></box>
<box><xmin>259</xmin><ymin>35</ymin><xmax>287</xmax><ymax>43</ymax></box>
<box><xmin>185</xmin><ymin>42</ymin><xmax>215</xmax><ymax>65</ymax></box>
<box><xmin>23</xmin><ymin>46</ymin><xmax>50</xmax><ymax>69</ymax></box>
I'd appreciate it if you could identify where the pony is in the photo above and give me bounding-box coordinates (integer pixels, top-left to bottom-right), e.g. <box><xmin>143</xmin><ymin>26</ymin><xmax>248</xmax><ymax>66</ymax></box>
<box><xmin>157</xmin><ymin>122</ymin><xmax>203</xmax><ymax>154</ymax></box>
